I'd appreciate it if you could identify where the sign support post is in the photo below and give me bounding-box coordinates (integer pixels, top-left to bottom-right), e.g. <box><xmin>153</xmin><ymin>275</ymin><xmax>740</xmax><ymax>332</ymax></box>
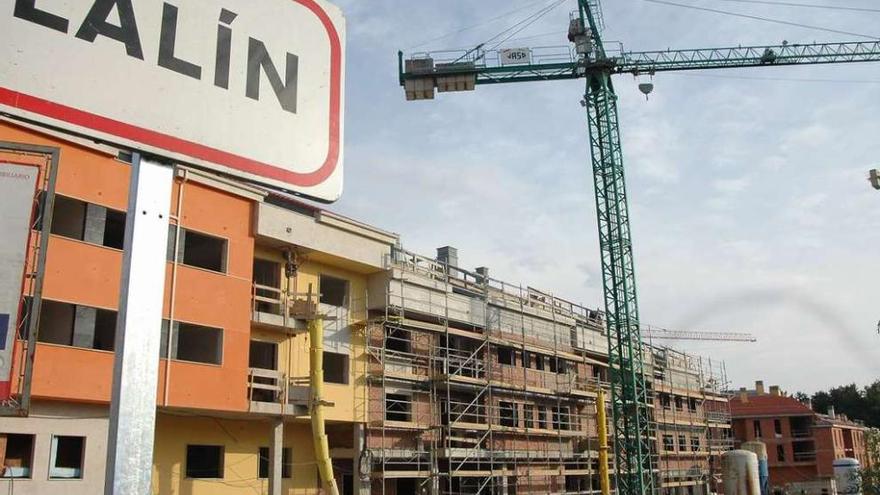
<box><xmin>104</xmin><ymin>154</ymin><xmax>173</xmax><ymax>495</ymax></box>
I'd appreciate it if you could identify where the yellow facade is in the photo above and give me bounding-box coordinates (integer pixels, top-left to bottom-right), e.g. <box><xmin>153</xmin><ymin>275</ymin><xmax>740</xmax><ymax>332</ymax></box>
<box><xmin>251</xmin><ymin>247</ymin><xmax>369</xmax><ymax>424</ymax></box>
<box><xmin>152</xmin><ymin>414</ymin><xmax>320</xmax><ymax>495</ymax></box>
<box><xmin>149</xmin><ymin>249</ymin><xmax>372</xmax><ymax>493</ymax></box>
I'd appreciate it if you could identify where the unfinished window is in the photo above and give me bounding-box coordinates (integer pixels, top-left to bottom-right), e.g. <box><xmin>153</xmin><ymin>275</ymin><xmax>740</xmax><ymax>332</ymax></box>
<box><xmin>663</xmin><ymin>435</ymin><xmax>674</xmax><ymax>452</ymax></box>
<box><xmin>500</xmin><ymin>401</ymin><xmax>518</xmax><ymax>427</ymax></box>
<box><xmin>319</xmin><ymin>275</ymin><xmax>348</xmax><ymax>307</ymax></box>
<box><xmin>497</xmin><ymin>347</ymin><xmax>515</xmax><ymax>366</ymax></box>
<box><xmin>249</xmin><ymin>340</ymin><xmax>279</xmax><ymax>402</ymax></box>
<box><xmin>674</xmin><ymin>397</ymin><xmax>684</xmax><ymax>410</ymax></box>
<box><xmin>754</xmin><ymin>420</ymin><xmax>763</xmax><ymax>438</ymax></box>
<box><xmin>186</xmin><ymin>445</ymin><xmax>224</xmax><ymax>478</ymax></box>
<box><xmin>169</xmin><ymin>228</ymin><xmax>228</xmax><ymax>273</ymax></box>
<box><xmin>37</xmin><ymin>300</ymin><xmax>117</xmax><ymax>351</ymax></box>
<box><xmin>552</xmin><ymin>406</ymin><xmax>570</xmax><ymax>431</ymax></box>
<box><xmin>249</xmin><ymin>340</ymin><xmax>278</xmax><ymax>370</ymax></box>
<box><xmin>678</xmin><ymin>435</ymin><xmax>687</xmax><ymax>451</ymax></box>
<box><xmin>537</xmin><ymin>407</ymin><xmax>548</xmax><ymax>429</ymax></box>
<box><xmin>688</xmin><ymin>398</ymin><xmax>698</xmax><ymax>412</ymax></box>
<box><xmin>385</xmin><ymin>327</ymin><xmax>411</xmax><ymax>354</ymax></box>
<box><xmin>776</xmin><ymin>444</ymin><xmax>785</xmax><ymax>462</ymax></box>
<box><xmin>49</xmin><ymin>435</ymin><xmax>85</xmax><ymax>479</ymax></box>
<box><xmin>1</xmin><ymin>434</ymin><xmax>34</xmax><ymax>478</ymax></box>
<box><xmin>534</xmin><ymin>353</ymin><xmax>545</xmax><ymax>371</ymax></box>
<box><xmin>51</xmin><ymin>195</ymin><xmax>126</xmax><ymax>249</ymax></box>
<box><xmin>385</xmin><ymin>393</ymin><xmax>412</xmax><ymax>422</ymax></box>
<box><xmin>253</xmin><ymin>259</ymin><xmax>281</xmax><ymax>313</ymax></box>
<box><xmin>774</xmin><ymin>419</ymin><xmax>783</xmax><ymax>437</ymax></box>
<box><xmin>556</xmin><ymin>359</ymin><xmax>568</xmax><ymax>375</ymax></box>
<box><xmin>323</xmin><ymin>352</ymin><xmax>349</xmax><ymax>384</ymax></box>
<box><xmin>523</xmin><ymin>404</ymin><xmax>535</xmax><ymax>428</ymax></box>
<box><xmin>660</xmin><ymin>394</ymin><xmax>671</xmax><ymax>410</ymax></box>
<box><xmin>258</xmin><ymin>447</ymin><xmax>292</xmax><ymax>478</ymax></box>
<box><xmin>691</xmin><ymin>437</ymin><xmax>700</xmax><ymax>452</ymax></box>
<box><xmin>160</xmin><ymin>321</ymin><xmax>223</xmax><ymax>365</ymax></box>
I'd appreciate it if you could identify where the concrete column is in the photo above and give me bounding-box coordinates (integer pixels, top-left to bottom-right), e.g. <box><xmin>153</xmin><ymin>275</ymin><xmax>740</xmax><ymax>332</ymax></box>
<box><xmin>83</xmin><ymin>203</ymin><xmax>107</xmax><ymax>245</ymax></box>
<box><xmin>269</xmin><ymin>419</ymin><xmax>284</xmax><ymax>495</ymax></box>
<box><xmin>354</xmin><ymin>423</ymin><xmax>370</xmax><ymax>495</ymax></box>
<box><xmin>73</xmin><ymin>306</ymin><xmax>97</xmax><ymax>348</ymax></box>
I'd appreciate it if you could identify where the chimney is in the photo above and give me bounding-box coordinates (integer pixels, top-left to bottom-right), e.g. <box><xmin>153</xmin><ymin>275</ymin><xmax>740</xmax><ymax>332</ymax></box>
<box><xmin>769</xmin><ymin>385</ymin><xmax>780</xmax><ymax>396</ymax></box>
<box><xmin>739</xmin><ymin>387</ymin><xmax>749</xmax><ymax>403</ymax></box>
<box><xmin>475</xmin><ymin>266</ymin><xmax>490</xmax><ymax>281</ymax></box>
<box><xmin>437</xmin><ymin>246</ymin><xmax>458</xmax><ymax>268</ymax></box>
<box><xmin>755</xmin><ymin>380</ymin><xmax>765</xmax><ymax>395</ymax></box>
<box><xmin>828</xmin><ymin>405</ymin><xmax>836</xmax><ymax>418</ymax></box>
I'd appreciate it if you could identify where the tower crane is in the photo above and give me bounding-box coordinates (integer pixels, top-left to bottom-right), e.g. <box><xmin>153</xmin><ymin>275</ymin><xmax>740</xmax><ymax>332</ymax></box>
<box><xmin>641</xmin><ymin>325</ymin><xmax>756</xmax><ymax>342</ymax></box>
<box><xmin>397</xmin><ymin>2</ymin><xmax>880</xmax><ymax>494</ymax></box>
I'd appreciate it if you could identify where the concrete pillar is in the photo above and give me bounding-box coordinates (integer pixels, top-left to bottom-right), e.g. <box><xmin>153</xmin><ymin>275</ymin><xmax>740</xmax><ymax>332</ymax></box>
<box><xmin>73</xmin><ymin>306</ymin><xmax>97</xmax><ymax>348</ymax></box>
<box><xmin>83</xmin><ymin>203</ymin><xmax>107</xmax><ymax>245</ymax></box>
<box><xmin>269</xmin><ymin>419</ymin><xmax>283</xmax><ymax>495</ymax></box>
<box><xmin>354</xmin><ymin>423</ymin><xmax>370</xmax><ymax>495</ymax></box>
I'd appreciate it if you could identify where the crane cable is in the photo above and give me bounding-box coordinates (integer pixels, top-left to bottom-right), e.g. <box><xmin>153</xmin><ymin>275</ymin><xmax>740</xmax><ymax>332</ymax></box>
<box><xmin>484</xmin><ymin>0</ymin><xmax>569</xmax><ymax>51</ymax></box>
<box><xmin>701</xmin><ymin>0</ymin><xmax>880</xmax><ymax>14</ymax></box>
<box><xmin>407</xmin><ymin>0</ymin><xmax>553</xmax><ymax>49</ymax></box>
<box><xmin>643</xmin><ymin>0</ymin><xmax>880</xmax><ymax>40</ymax></box>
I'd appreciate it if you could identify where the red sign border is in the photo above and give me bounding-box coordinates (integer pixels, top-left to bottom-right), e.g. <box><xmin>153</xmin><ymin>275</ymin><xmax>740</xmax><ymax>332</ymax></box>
<box><xmin>0</xmin><ymin>0</ymin><xmax>341</xmax><ymax>189</ymax></box>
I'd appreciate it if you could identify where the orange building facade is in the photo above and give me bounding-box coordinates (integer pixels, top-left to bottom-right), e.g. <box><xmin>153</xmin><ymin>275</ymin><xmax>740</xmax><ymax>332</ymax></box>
<box><xmin>0</xmin><ymin>119</ymin><xmax>391</xmax><ymax>494</ymax></box>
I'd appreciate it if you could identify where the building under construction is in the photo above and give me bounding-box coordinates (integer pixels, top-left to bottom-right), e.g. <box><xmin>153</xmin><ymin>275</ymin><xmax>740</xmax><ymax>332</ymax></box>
<box><xmin>363</xmin><ymin>246</ymin><xmax>732</xmax><ymax>495</ymax></box>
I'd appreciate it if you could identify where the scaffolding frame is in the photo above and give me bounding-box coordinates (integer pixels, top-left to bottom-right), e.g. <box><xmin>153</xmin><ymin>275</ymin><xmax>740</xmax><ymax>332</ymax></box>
<box><xmin>364</xmin><ymin>246</ymin><xmax>731</xmax><ymax>495</ymax></box>
<box><xmin>366</xmin><ymin>247</ymin><xmax>608</xmax><ymax>495</ymax></box>
<box><xmin>648</xmin><ymin>346</ymin><xmax>732</xmax><ymax>495</ymax></box>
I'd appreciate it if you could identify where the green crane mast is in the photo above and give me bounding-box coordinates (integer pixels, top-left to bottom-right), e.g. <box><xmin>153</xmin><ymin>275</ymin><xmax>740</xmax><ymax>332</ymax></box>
<box><xmin>398</xmin><ymin>2</ymin><xmax>880</xmax><ymax>494</ymax></box>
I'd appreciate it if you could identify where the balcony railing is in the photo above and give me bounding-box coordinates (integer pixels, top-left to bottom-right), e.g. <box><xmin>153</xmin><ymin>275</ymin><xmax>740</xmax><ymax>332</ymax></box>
<box><xmin>247</xmin><ymin>367</ymin><xmax>285</xmax><ymax>403</ymax></box>
<box><xmin>706</xmin><ymin>411</ymin><xmax>731</xmax><ymax>423</ymax></box>
<box><xmin>793</xmin><ymin>451</ymin><xmax>817</xmax><ymax>462</ymax></box>
<box><xmin>251</xmin><ymin>283</ymin><xmax>316</xmax><ymax>329</ymax></box>
<box><xmin>247</xmin><ymin>368</ymin><xmax>309</xmax><ymax>415</ymax></box>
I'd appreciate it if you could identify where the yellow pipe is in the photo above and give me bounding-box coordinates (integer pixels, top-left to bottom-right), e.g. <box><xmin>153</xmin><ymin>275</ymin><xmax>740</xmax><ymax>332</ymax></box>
<box><xmin>309</xmin><ymin>318</ymin><xmax>340</xmax><ymax>495</ymax></box>
<box><xmin>597</xmin><ymin>389</ymin><xmax>611</xmax><ymax>495</ymax></box>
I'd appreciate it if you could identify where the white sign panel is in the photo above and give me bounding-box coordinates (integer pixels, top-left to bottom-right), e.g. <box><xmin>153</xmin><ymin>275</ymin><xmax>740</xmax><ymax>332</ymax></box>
<box><xmin>499</xmin><ymin>48</ymin><xmax>532</xmax><ymax>66</ymax></box>
<box><xmin>1</xmin><ymin>0</ymin><xmax>345</xmax><ymax>202</ymax></box>
<box><xmin>0</xmin><ymin>163</ymin><xmax>39</xmax><ymax>400</ymax></box>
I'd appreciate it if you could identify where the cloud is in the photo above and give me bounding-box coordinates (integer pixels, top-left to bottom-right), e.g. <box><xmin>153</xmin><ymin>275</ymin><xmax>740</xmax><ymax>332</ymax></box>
<box><xmin>329</xmin><ymin>0</ymin><xmax>880</xmax><ymax>392</ymax></box>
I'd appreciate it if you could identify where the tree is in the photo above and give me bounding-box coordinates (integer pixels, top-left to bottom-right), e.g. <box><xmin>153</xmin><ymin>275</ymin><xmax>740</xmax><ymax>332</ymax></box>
<box><xmin>810</xmin><ymin>382</ymin><xmax>877</xmax><ymax>427</ymax></box>
<box><xmin>861</xmin><ymin>429</ymin><xmax>880</xmax><ymax>495</ymax></box>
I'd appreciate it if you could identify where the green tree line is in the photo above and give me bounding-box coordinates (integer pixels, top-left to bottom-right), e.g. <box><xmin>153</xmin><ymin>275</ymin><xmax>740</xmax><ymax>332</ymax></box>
<box><xmin>793</xmin><ymin>380</ymin><xmax>880</xmax><ymax>427</ymax></box>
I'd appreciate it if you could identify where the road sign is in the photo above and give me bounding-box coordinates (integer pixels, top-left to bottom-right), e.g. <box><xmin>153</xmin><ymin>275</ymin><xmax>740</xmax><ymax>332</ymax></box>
<box><xmin>1</xmin><ymin>0</ymin><xmax>345</xmax><ymax>202</ymax></box>
<box><xmin>0</xmin><ymin>162</ymin><xmax>39</xmax><ymax>400</ymax></box>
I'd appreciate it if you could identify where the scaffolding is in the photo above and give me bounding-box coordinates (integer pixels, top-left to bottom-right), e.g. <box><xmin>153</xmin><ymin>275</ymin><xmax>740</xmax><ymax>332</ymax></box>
<box><xmin>364</xmin><ymin>246</ymin><xmax>731</xmax><ymax>495</ymax></box>
<box><xmin>648</xmin><ymin>346</ymin><xmax>732</xmax><ymax>495</ymax></box>
<box><xmin>364</xmin><ymin>247</ymin><xmax>609</xmax><ymax>495</ymax></box>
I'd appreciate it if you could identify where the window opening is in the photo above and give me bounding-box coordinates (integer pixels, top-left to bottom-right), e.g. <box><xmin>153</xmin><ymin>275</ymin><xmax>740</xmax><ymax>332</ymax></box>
<box><xmin>186</xmin><ymin>445</ymin><xmax>224</xmax><ymax>478</ymax></box>
<box><xmin>49</xmin><ymin>436</ymin><xmax>85</xmax><ymax>479</ymax></box>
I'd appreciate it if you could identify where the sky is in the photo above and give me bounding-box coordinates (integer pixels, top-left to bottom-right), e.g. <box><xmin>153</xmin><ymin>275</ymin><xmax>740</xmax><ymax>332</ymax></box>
<box><xmin>324</xmin><ymin>0</ymin><xmax>880</xmax><ymax>394</ymax></box>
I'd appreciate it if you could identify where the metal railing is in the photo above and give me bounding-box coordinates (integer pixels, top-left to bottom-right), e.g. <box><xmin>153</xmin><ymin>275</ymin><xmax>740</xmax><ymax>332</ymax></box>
<box><xmin>247</xmin><ymin>367</ymin><xmax>285</xmax><ymax>403</ymax></box>
<box><xmin>793</xmin><ymin>451</ymin><xmax>817</xmax><ymax>462</ymax></box>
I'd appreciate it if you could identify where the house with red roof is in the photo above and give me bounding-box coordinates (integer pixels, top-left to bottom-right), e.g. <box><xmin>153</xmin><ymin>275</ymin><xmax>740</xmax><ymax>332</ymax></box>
<box><xmin>730</xmin><ymin>381</ymin><xmax>868</xmax><ymax>494</ymax></box>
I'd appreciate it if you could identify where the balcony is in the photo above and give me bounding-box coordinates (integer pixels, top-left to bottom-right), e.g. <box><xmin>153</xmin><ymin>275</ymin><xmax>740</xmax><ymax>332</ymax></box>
<box><xmin>791</xmin><ymin>429</ymin><xmax>812</xmax><ymax>439</ymax></box>
<box><xmin>793</xmin><ymin>451</ymin><xmax>817</xmax><ymax>462</ymax></box>
<box><xmin>706</xmin><ymin>411</ymin><xmax>731</xmax><ymax>423</ymax></box>
<box><xmin>251</xmin><ymin>283</ymin><xmax>316</xmax><ymax>332</ymax></box>
<box><xmin>246</xmin><ymin>367</ymin><xmax>309</xmax><ymax>416</ymax></box>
